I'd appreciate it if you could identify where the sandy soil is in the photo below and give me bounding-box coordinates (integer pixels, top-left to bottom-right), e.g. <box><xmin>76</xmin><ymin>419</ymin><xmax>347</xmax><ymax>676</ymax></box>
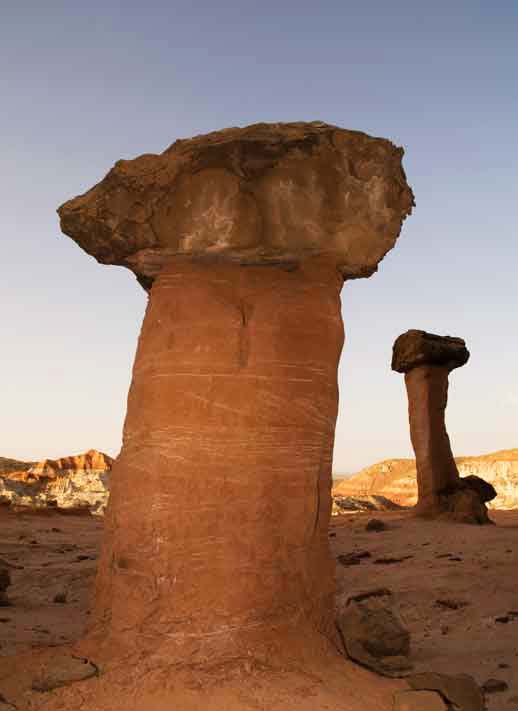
<box><xmin>1</xmin><ymin>506</ymin><xmax>517</xmax><ymax>710</ymax></box>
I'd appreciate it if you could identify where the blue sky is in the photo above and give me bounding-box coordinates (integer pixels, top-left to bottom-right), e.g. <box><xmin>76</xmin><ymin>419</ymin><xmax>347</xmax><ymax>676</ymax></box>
<box><xmin>1</xmin><ymin>0</ymin><xmax>516</xmax><ymax>471</ymax></box>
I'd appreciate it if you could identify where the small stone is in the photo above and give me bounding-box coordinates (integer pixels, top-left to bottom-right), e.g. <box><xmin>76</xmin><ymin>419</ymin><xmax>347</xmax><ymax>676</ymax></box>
<box><xmin>337</xmin><ymin>551</ymin><xmax>371</xmax><ymax>566</ymax></box>
<box><xmin>496</xmin><ymin>616</ymin><xmax>510</xmax><ymax>623</ymax></box>
<box><xmin>373</xmin><ymin>556</ymin><xmax>413</xmax><ymax>565</ymax></box>
<box><xmin>435</xmin><ymin>598</ymin><xmax>469</xmax><ymax>610</ymax></box>
<box><xmin>366</xmin><ymin>518</ymin><xmax>386</xmax><ymax>532</ymax></box>
<box><xmin>482</xmin><ymin>678</ymin><xmax>509</xmax><ymax>694</ymax></box>
<box><xmin>53</xmin><ymin>592</ymin><xmax>67</xmax><ymax>604</ymax></box>
<box><xmin>393</xmin><ymin>689</ymin><xmax>448</xmax><ymax>711</ymax></box>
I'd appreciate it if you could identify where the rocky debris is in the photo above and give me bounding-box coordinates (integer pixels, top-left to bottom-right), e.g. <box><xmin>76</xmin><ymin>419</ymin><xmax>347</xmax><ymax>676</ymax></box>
<box><xmin>0</xmin><ymin>567</ymin><xmax>11</xmax><ymax>607</ymax></box>
<box><xmin>0</xmin><ymin>692</ymin><xmax>16</xmax><ymax>709</ymax></box>
<box><xmin>365</xmin><ymin>518</ymin><xmax>386</xmax><ymax>532</ymax></box>
<box><xmin>393</xmin><ymin>689</ymin><xmax>448</xmax><ymax>710</ymax></box>
<box><xmin>495</xmin><ymin>611</ymin><xmax>518</xmax><ymax>623</ymax></box>
<box><xmin>435</xmin><ymin>598</ymin><xmax>469</xmax><ymax>611</ymax></box>
<box><xmin>481</xmin><ymin>678</ymin><xmax>508</xmax><ymax>694</ymax></box>
<box><xmin>333</xmin><ymin>448</ymin><xmax>518</xmax><ymax>511</ymax></box>
<box><xmin>337</xmin><ymin>551</ymin><xmax>371</xmax><ymax>566</ymax></box>
<box><xmin>0</xmin><ymin>449</ymin><xmax>112</xmax><ymax>514</ymax></box>
<box><xmin>57</xmin><ymin>121</ymin><xmax>414</xmax><ymax>664</ymax></box>
<box><xmin>407</xmin><ymin>672</ymin><xmax>484</xmax><ymax>711</ymax></box>
<box><xmin>31</xmin><ymin>654</ymin><xmax>98</xmax><ymax>692</ymax></box>
<box><xmin>337</xmin><ymin>588</ymin><xmax>412</xmax><ymax>677</ymax></box>
<box><xmin>332</xmin><ymin>494</ymin><xmax>406</xmax><ymax>514</ymax></box>
<box><xmin>391</xmin><ymin>330</ymin><xmax>495</xmax><ymax>523</ymax></box>
<box><xmin>373</xmin><ymin>555</ymin><xmax>413</xmax><ymax>565</ymax></box>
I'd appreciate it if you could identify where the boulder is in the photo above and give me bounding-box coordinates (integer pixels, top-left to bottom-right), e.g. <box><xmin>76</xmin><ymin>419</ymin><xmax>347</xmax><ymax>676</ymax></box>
<box><xmin>392</xmin><ymin>330</ymin><xmax>469</xmax><ymax>374</ymax></box>
<box><xmin>337</xmin><ymin>588</ymin><xmax>412</xmax><ymax>677</ymax></box>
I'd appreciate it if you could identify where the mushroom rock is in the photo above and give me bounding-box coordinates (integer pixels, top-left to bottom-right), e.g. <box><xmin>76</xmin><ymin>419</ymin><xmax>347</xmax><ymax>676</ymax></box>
<box><xmin>392</xmin><ymin>329</ymin><xmax>496</xmax><ymax>523</ymax></box>
<box><xmin>58</xmin><ymin>123</ymin><xmax>413</xmax><ymax>674</ymax></box>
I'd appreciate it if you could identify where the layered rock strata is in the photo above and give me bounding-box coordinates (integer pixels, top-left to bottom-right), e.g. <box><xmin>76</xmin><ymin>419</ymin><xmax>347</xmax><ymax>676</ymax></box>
<box><xmin>392</xmin><ymin>330</ymin><xmax>495</xmax><ymax>522</ymax></box>
<box><xmin>333</xmin><ymin>449</ymin><xmax>518</xmax><ymax>510</ymax></box>
<box><xmin>58</xmin><ymin>122</ymin><xmax>413</xmax><ymax>667</ymax></box>
<box><xmin>0</xmin><ymin>450</ymin><xmax>112</xmax><ymax>514</ymax></box>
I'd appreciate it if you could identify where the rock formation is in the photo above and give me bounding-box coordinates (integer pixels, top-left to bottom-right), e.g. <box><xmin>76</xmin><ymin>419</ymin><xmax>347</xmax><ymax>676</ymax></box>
<box><xmin>0</xmin><ymin>450</ymin><xmax>112</xmax><ymax>514</ymax></box>
<box><xmin>392</xmin><ymin>330</ymin><xmax>495</xmax><ymax>522</ymax></box>
<box><xmin>58</xmin><ymin>122</ymin><xmax>413</xmax><ymax>670</ymax></box>
<box><xmin>333</xmin><ymin>448</ymin><xmax>518</xmax><ymax>510</ymax></box>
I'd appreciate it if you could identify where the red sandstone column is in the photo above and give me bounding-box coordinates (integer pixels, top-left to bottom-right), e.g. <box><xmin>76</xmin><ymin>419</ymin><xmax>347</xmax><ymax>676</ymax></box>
<box><xmin>88</xmin><ymin>259</ymin><xmax>344</xmax><ymax>661</ymax></box>
<box><xmin>392</xmin><ymin>329</ymin><xmax>494</xmax><ymax>522</ymax></box>
<box><xmin>404</xmin><ymin>365</ymin><xmax>459</xmax><ymax>514</ymax></box>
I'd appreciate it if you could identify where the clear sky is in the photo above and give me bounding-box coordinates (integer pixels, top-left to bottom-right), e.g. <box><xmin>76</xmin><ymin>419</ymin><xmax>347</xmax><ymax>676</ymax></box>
<box><xmin>1</xmin><ymin>1</ymin><xmax>517</xmax><ymax>472</ymax></box>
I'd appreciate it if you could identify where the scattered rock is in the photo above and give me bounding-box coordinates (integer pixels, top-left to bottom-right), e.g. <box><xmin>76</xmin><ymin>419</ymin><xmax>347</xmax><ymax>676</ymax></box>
<box><xmin>393</xmin><ymin>689</ymin><xmax>448</xmax><ymax>711</ymax></box>
<box><xmin>435</xmin><ymin>598</ymin><xmax>469</xmax><ymax>611</ymax></box>
<box><xmin>373</xmin><ymin>556</ymin><xmax>413</xmax><ymax>565</ymax></box>
<box><xmin>408</xmin><ymin>672</ymin><xmax>484</xmax><ymax>711</ymax></box>
<box><xmin>337</xmin><ymin>551</ymin><xmax>371</xmax><ymax>566</ymax></box>
<box><xmin>53</xmin><ymin>592</ymin><xmax>67</xmax><ymax>604</ymax></box>
<box><xmin>337</xmin><ymin>588</ymin><xmax>412</xmax><ymax>677</ymax></box>
<box><xmin>495</xmin><ymin>615</ymin><xmax>510</xmax><ymax>623</ymax></box>
<box><xmin>482</xmin><ymin>678</ymin><xmax>509</xmax><ymax>694</ymax></box>
<box><xmin>366</xmin><ymin>518</ymin><xmax>386</xmax><ymax>532</ymax></box>
<box><xmin>0</xmin><ymin>691</ymin><xmax>16</xmax><ymax>708</ymax></box>
<box><xmin>0</xmin><ymin>568</ymin><xmax>11</xmax><ymax>607</ymax></box>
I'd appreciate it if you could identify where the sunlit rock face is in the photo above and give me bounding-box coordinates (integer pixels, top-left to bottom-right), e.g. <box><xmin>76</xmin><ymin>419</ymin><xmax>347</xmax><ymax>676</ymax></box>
<box><xmin>58</xmin><ymin>122</ymin><xmax>413</xmax><ymax>665</ymax></box>
<box><xmin>333</xmin><ymin>450</ymin><xmax>518</xmax><ymax>511</ymax></box>
<box><xmin>58</xmin><ymin>121</ymin><xmax>413</xmax><ymax>288</ymax></box>
<box><xmin>0</xmin><ymin>450</ymin><xmax>112</xmax><ymax>514</ymax></box>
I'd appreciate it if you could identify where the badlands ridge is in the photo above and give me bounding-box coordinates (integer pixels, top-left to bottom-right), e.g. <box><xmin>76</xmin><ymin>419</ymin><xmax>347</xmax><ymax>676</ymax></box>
<box><xmin>1</xmin><ymin>447</ymin><xmax>517</xmax><ymax>514</ymax></box>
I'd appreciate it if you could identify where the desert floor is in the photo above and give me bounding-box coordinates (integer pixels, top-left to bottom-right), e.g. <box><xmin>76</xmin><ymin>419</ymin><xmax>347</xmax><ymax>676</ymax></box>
<box><xmin>0</xmin><ymin>507</ymin><xmax>517</xmax><ymax>710</ymax></box>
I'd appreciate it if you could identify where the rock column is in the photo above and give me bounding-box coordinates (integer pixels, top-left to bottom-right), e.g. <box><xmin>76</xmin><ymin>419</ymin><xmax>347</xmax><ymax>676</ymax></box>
<box><xmin>392</xmin><ymin>330</ymin><xmax>495</xmax><ymax>522</ymax></box>
<box><xmin>88</xmin><ymin>258</ymin><xmax>344</xmax><ymax>661</ymax></box>
<box><xmin>58</xmin><ymin>121</ymin><xmax>414</xmax><ymax>666</ymax></box>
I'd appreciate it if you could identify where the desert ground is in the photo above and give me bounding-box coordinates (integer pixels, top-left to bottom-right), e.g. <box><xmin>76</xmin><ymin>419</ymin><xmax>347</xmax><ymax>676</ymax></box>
<box><xmin>1</xmin><ymin>506</ymin><xmax>517</xmax><ymax>710</ymax></box>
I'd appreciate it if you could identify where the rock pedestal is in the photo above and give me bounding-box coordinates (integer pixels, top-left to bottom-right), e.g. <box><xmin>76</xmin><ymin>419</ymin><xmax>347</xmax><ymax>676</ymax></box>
<box><xmin>89</xmin><ymin>257</ymin><xmax>344</xmax><ymax>660</ymax></box>
<box><xmin>58</xmin><ymin>122</ymin><xmax>414</xmax><ymax>670</ymax></box>
<box><xmin>392</xmin><ymin>330</ymin><xmax>495</xmax><ymax>522</ymax></box>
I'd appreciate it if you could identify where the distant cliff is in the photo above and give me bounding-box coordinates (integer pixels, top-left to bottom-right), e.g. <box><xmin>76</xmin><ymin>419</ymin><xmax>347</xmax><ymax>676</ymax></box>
<box><xmin>333</xmin><ymin>448</ymin><xmax>518</xmax><ymax>510</ymax></box>
<box><xmin>0</xmin><ymin>449</ymin><xmax>113</xmax><ymax>514</ymax></box>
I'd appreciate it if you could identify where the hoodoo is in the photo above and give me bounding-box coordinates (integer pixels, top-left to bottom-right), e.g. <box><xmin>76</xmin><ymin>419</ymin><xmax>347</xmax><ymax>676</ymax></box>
<box><xmin>58</xmin><ymin>123</ymin><xmax>413</xmax><ymax>676</ymax></box>
<box><xmin>392</xmin><ymin>329</ymin><xmax>496</xmax><ymax>522</ymax></box>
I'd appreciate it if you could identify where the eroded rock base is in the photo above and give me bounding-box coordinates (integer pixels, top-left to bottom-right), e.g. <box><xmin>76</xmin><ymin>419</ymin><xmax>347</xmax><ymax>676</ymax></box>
<box><xmin>83</xmin><ymin>258</ymin><xmax>344</xmax><ymax>666</ymax></box>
